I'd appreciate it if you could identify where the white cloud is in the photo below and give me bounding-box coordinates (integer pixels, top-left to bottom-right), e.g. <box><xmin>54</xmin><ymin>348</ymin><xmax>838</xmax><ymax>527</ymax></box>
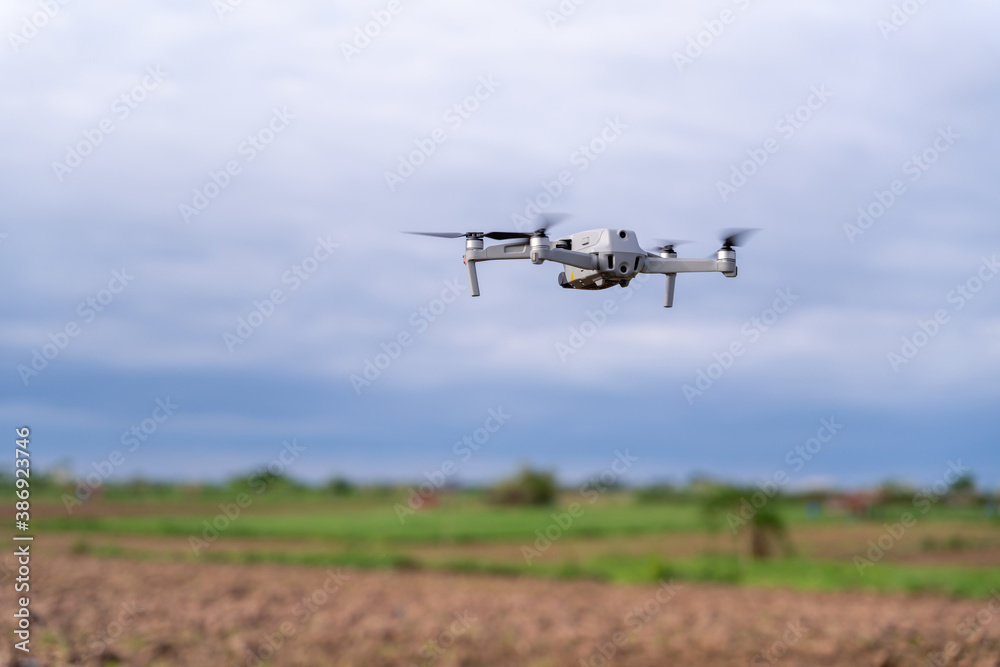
<box><xmin>2</xmin><ymin>0</ymin><xmax>999</xmax><ymax>478</ymax></box>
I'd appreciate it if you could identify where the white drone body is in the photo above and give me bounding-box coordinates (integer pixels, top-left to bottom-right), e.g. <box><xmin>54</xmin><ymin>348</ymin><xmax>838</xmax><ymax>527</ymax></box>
<box><xmin>408</xmin><ymin>220</ymin><xmax>753</xmax><ymax>308</ymax></box>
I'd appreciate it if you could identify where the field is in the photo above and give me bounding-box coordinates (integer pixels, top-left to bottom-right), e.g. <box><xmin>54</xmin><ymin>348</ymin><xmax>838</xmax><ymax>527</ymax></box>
<box><xmin>6</xmin><ymin>485</ymin><xmax>1000</xmax><ymax>665</ymax></box>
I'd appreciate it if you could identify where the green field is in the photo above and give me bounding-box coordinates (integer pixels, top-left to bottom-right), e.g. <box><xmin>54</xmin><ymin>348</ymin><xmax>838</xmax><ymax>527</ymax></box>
<box><xmin>39</xmin><ymin>497</ymin><xmax>994</xmax><ymax>541</ymax></box>
<box><xmin>68</xmin><ymin>538</ymin><xmax>1000</xmax><ymax>598</ymax></box>
<box><xmin>27</xmin><ymin>484</ymin><xmax>1000</xmax><ymax>599</ymax></box>
<box><xmin>42</xmin><ymin>501</ymin><xmax>710</xmax><ymax>542</ymax></box>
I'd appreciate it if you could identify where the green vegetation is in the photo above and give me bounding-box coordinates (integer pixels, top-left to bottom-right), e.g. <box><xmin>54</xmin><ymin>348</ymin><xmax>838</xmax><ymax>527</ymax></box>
<box><xmin>11</xmin><ymin>468</ymin><xmax>1000</xmax><ymax>599</ymax></box>
<box><xmin>701</xmin><ymin>487</ymin><xmax>794</xmax><ymax>559</ymax></box>
<box><xmin>65</xmin><ymin>541</ymin><xmax>1000</xmax><ymax>598</ymax></box>
<box><xmin>485</xmin><ymin>466</ymin><xmax>558</xmax><ymax>506</ymax></box>
<box><xmin>38</xmin><ymin>501</ymin><xmax>709</xmax><ymax>542</ymax></box>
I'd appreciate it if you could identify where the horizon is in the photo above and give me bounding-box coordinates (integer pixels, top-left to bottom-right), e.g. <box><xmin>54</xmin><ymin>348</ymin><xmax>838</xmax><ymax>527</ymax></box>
<box><xmin>3</xmin><ymin>0</ymin><xmax>998</xmax><ymax>494</ymax></box>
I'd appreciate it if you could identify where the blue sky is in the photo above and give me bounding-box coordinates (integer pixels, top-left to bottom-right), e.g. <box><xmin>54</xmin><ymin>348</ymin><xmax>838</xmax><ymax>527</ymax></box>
<box><xmin>2</xmin><ymin>0</ymin><xmax>998</xmax><ymax>490</ymax></box>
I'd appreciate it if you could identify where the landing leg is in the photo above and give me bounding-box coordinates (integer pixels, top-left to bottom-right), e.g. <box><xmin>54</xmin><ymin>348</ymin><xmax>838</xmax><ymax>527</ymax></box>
<box><xmin>664</xmin><ymin>274</ymin><xmax>676</xmax><ymax>308</ymax></box>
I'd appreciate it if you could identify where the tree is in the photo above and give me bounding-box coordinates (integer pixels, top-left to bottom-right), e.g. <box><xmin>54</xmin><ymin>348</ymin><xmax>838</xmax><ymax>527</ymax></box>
<box><xmin>949</xmin><ymin>473</ymin><xmax>975</xmax><ymax>494</ymax></box>
<box><xmin>702</xmin><ymin>486</ymin><xmax>793</xmax><ymax>560</ymax></box>
<box><xmin>325</xmin><ymin>476</ymin><xmax>355</xmax><ymax>496</ymax></box>
<box><xmin>486</xmin><ymin>466</ymin><xmax>557</xmax><ymax>506</ymax></box>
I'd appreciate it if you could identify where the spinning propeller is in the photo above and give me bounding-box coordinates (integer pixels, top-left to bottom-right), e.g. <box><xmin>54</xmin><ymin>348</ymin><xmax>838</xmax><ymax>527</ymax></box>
<box><xmin>403</xmin><ymin>220</ymin><xmax>757</xmax><ymax>307</ymax></box>
<box><xmin>719</xmin><ymin>228</ymin><xmax>758</xmax><ymax>249</ymax></box>
<box><xmin>404</xmin><ymin>214</ymin><xmax>569</xmax><ymax>242</ymax></box>
<box><xmin>646</xmin><ymin>239</ymin><xmax>690</xmax><ymax>255</ymax></box>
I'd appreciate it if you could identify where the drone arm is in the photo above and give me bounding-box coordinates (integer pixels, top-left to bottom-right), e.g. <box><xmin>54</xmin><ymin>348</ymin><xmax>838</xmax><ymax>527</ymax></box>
<box><xmin>461</xmin><ymin>243</ymin><xmax>598</xmax><ymax>296</ymax></box>
<box><xmin>644</xmin><ymin>254</ymin><xmax>737</xmax><ymax>308</ymax></box>
<box><xmin>642</xmin><ymin>257</ymin><xmax>726</xmax><ymax>274</ymax></box>
<box><xmin>471</xmin><ymin>242</ymin><xmax>532</xmax><ymax>261</ymax></box>
<box><xmin>466</xmin><ymin>244</ymin><xmax>598</xmax><ymax>269</ymax></box>
<box><xmin>531</xmin><ymin>247</ymin><xmax>599</xmax><ymax>271</ymax></box>
<box><xmin>461</xmin><ymin>243</ymin><xmax>531</xmax><ymax>296</ymax></box>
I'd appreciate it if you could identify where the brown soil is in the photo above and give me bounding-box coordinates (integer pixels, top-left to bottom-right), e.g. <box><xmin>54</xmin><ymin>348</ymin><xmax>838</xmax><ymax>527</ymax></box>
<box><xmin>3</xmin><ymin>549</ymin><xmax>1000</xmax><ymax>666</ymax></box>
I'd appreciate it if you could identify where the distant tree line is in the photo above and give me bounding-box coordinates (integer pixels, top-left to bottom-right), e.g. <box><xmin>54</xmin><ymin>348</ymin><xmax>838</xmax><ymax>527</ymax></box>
<box><xmin>1</xmin><ymin>466</ymin><xmax>994</xmax><ymax>513</ymax></box>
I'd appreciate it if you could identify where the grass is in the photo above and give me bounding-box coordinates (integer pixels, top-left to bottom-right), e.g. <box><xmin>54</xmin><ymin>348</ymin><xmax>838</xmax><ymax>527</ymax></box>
<box><xmin>68</xmin><ymin>540</ymin><xmax>1000</xmax><ymax>598</ymax></box>
<box><xmin>38</xmin><ymin>501</ymin><xmax>712</xmax><ymax>543</ymax></box>
<box><xmin>36</xmin><ymin>497</ymin><xmax>997</xmax><ymax>543</ymax></box>
<box><xmin>33</xmin><ymin>493</ymin><xmax>1000</xmax><ymax>599</ymax></box>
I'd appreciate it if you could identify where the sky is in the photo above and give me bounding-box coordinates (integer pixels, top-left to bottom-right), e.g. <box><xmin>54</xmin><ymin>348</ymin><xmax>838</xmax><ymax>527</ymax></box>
<box><xmin>1</xmin><ymin>0</ymin><xmax>998</xmax><ymax>491</ymax></box>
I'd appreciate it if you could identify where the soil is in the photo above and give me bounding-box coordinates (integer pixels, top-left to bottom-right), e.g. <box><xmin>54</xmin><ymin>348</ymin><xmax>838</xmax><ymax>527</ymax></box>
<box><xmin>3</xmin><ymin>550</ymin><xmax>1000</xmax><ymax>666</ymax></box>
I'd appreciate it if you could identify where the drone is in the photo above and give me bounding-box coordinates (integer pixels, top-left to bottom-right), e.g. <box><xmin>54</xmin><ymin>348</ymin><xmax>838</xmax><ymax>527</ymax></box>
<box><xmin>406</xmin><ymin>217</ymin><xmax>756</xmax><ymax>308</ymax></box>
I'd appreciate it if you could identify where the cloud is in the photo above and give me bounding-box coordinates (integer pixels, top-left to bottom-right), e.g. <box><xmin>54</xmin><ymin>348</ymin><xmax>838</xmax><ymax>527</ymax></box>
<box><xmin>2</xmin><ymin>0</ymin><xmax>998</xmax><ymax>481</ymax></box>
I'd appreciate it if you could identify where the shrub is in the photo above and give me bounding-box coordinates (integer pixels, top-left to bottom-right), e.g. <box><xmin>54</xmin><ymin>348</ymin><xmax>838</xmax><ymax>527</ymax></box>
<box><xmin>486</xmin><ymin>467</ymin><xmax>557</xmax><ymax>506</ymax></box>
<box><xmin>325</xmin><ymin>477</ymin><xmax>355</xmax><ymax>496</ymax></box>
